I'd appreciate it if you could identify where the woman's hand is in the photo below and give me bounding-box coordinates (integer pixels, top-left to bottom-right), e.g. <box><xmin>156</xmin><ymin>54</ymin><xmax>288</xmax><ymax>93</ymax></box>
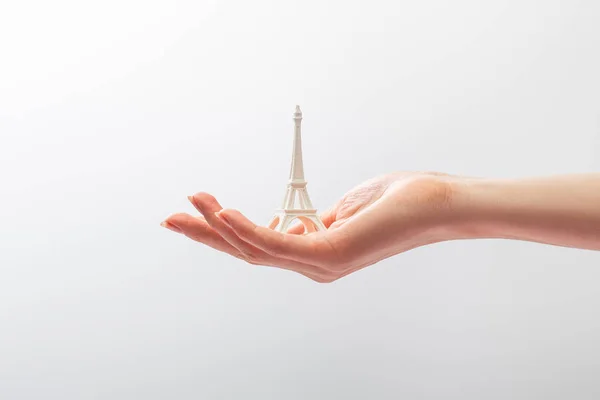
<box><xmin>161</xmin><ymin>172</ymin><xmax>457</xmax><ymax>282</ymax></box>
<box><xmin>162</xmin><ymin>172</ymin><xmax>600</xmax><ymax>282</ymax></box>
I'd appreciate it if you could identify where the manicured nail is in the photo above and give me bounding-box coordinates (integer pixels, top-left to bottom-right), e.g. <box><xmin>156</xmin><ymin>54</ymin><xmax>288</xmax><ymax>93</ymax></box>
<box><xmin>160</xmin><ymin>221</ymin><xmax>182</xmax><ymax>233</ymax></box>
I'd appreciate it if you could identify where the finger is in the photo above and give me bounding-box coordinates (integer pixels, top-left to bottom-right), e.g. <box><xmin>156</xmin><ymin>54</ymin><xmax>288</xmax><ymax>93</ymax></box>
<box><xmin>188</xmin><ymin>192</ymin><xmax>273</xmax><ymax>259</ymax></box>
<box><xmin>217</xmin><ymin>209</ymin><xmax>338</xmax><ymax>266</ymax></box>
<box><xmin>268</xmin><ymin>216</ymin><xmax>280</xmax><ymax>230</ymax></box>
<box><xmin>162</xmin><ymin>213</ymin><xmax>244</xmax><ymax>258</ymax></box>
<box><xmin>285</xmin><ymin>207</ymin><xmax>338</xmax><ymax>235</ymax></box>
<box><xmin>320</xmin><ymin>206</ymin><xmax>338</xmax><ymax>229</ymax></box>
<box><xmin>188</xmin><ymin>192</ymin><xmax>224</xmax><ymax>217</ymax></box>
<box><xmin>273</xmin><ymin>216</ymin><xmax>304</xmax><ymax>234</ymax></box>
<box><xmin>163</xmin><ymin>213</ymin><xmax>332</xmax><ymax>280</ymax></box>
<box><xmin>187</xmin><ymin>194</ymin><xmax>335</xmax><ymax>278</ymax></box>
<box><xmin>286</xmin><ymin>221</ymin><xmax>306</xmax><ymax>235</ymax></box>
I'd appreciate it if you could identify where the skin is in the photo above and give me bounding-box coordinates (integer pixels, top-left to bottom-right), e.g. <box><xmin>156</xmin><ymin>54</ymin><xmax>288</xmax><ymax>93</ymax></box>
<box><xmin>161</xmin><ymin>172</ymin><xmax>600</xmax><ymax>283</ymax></box>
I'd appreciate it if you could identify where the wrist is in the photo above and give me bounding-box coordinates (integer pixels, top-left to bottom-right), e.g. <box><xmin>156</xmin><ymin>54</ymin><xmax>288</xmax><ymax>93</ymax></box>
<box><xmin>443</xmin><ymin>177</ymin><xmax>541</xmax><ymax>242</ymax></box>
<box><xmin>434</xmin><ymin>176</ymin><xmax>514</xmax><ymax>242</ymax></box>
<box><xmin>415</xmin><ymin>173</ymin><xmax>600</xmax><ymax>250</ymax></box>
<box><xmin>394</xmin><ymin>173</ymin><xmax>473</xmax><ymax>243</ymax></box>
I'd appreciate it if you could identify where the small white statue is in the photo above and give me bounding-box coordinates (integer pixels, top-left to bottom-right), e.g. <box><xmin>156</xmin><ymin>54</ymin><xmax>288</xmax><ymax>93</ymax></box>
<box><xmin>268</xmin><ymin>106</ymin><xmax>326</xmax><ymax>233</ymax></box>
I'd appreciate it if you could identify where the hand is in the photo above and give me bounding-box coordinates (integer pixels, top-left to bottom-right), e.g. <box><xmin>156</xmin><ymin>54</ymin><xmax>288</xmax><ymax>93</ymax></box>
<box><xmin>161</xmin><ymin>172</ymin><xmax>456</xmax><ymax>282</ymax></box>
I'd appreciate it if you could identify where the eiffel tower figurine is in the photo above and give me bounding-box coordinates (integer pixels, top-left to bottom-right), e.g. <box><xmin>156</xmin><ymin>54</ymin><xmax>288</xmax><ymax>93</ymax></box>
<box><xmin>269</xmin><ymin>106</ymin><xmax>326</xmax><ymax>233</ymax></box>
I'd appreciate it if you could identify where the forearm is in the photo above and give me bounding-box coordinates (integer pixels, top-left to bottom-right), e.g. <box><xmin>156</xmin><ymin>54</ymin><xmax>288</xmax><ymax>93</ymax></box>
<box><xmin>447</xmin><ymin>174</ymin><xmax>600</xmax><ymax>250</ymax></box>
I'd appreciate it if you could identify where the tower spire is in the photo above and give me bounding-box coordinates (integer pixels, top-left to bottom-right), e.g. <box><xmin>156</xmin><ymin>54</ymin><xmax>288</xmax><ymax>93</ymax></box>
<box><xmin>289</xmin><ymin>105</ymin><xmax>305</xmax><ymax>182</ymax></box>
<box><xmin>269</xmin><ymin>106</ymin><xmax>326</xmax><ymax>234</ymax></box>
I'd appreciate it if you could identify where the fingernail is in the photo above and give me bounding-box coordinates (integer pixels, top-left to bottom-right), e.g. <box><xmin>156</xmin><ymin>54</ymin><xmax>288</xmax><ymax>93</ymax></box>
<box><xmin>215</xmin><ymin>211</ymin><xmax>231</xmax><ymax>226</ymax></box>
<box><xmin>160</xmin><ymin>221</ymin><xmax>182</xmax><ymax>233</ymax></box>
<box><xmin>187</xmin><ymin>195</ymin><xmax>198</xmax><ymax>208</ymax></box>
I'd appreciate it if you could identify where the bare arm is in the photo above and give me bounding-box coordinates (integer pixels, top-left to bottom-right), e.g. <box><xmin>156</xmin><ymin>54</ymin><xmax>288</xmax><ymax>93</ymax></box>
<box><xmin>162</xmin><ymin>172</ymin><xmax>600</xmax><ymax>282</ymax></box>
<box><xmin>448</xmin><ymin>174</ymin><xmax>600</xmax><ymax>251</ymax></box>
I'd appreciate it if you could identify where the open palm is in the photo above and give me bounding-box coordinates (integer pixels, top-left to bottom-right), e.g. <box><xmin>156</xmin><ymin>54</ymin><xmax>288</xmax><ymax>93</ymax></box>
<box><xmin>162</xmin><ymin>172</ymin><xmax>453</xmax><ymax>282</ymax></box>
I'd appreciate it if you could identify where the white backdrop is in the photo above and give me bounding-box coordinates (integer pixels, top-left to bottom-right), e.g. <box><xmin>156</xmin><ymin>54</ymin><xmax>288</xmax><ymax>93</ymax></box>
<box><xmin>1</xmin><ymin>0</ymin><xmax>600</xmax><ymax>398</ymax></box>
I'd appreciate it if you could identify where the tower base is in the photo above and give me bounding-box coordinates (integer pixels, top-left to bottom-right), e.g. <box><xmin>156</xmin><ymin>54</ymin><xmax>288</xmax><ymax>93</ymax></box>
<box><xmin>269</xmin><ymin>209</ymin><xmax>326</xmax><ymax>233</ymax></box>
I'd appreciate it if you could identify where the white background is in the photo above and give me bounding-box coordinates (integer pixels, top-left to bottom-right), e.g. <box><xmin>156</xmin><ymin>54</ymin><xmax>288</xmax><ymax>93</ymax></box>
<box><xmin>1</xmin><ymin>0</ymin><xmax>600</xmax><ymax>398</ymax></box>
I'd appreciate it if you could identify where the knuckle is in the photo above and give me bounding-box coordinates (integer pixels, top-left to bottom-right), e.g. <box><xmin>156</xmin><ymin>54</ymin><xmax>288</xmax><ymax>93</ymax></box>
<box><xmin>241</xmin><ymin>251</ymin><xmax>263</xmax><ymax>264</ymax></box>
<box><xmin>267</xmin><ymin>240</ymin><xmax>286</xmax><ymax>258</ymax></box>
<box><xmin>246</xmin><ymin>255</ymin><xmax>261</xmax><ymax>264</ymax></box>
<box><xmin>234</xmin><ymin>253</ymin><xmax>256</xmax><ymax>265</ymax></box>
